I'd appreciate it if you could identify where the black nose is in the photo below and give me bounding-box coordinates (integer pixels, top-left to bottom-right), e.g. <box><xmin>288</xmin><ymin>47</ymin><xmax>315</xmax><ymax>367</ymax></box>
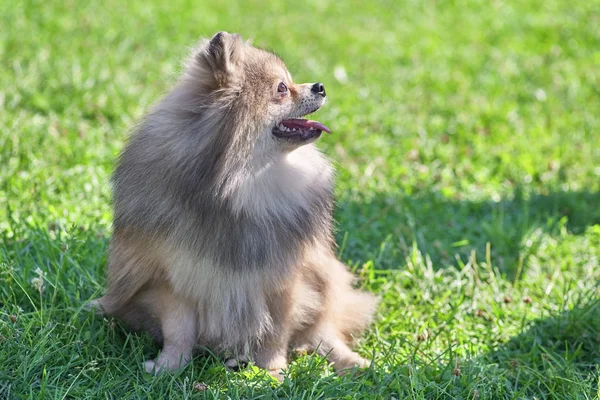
<box><xmin>311</xmin><ymin>82</ymin><xmax>326</xmax><ymax>97</ymax></box>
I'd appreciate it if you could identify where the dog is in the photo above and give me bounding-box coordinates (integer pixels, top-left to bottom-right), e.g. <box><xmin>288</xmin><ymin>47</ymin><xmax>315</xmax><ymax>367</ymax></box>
<box><xmin>90</xmin><ymin>32</ymin><xmax>376</xmax><ymax>379</ymax></box>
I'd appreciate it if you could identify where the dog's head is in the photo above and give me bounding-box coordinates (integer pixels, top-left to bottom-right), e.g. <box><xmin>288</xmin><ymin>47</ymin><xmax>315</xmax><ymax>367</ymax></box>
<box><xmin>183</xmin><ymin>32</ymin><xmax>330</xmax><ymax>155</ymax></box>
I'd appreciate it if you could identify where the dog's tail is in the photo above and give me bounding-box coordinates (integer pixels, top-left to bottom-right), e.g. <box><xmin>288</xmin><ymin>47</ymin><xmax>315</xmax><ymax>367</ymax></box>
<box><xmin>88</xmin><ymin>229</ymin><xmax>164</xmax><ymax>316</ymax></box>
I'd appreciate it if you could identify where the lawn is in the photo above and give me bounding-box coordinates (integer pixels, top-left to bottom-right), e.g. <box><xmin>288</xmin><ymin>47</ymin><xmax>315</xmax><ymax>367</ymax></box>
<box><xmin>1</xmin><ymin>0</ymin><xmax>599</xmax><ymax>398</ymax></box>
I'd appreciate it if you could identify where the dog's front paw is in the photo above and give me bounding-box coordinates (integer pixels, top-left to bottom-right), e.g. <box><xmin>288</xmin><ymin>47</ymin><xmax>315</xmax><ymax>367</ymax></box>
<box><xmin>144</xmin><ymin>352</ymin><xmax>191</xmax><ymax>375</ymax></box>
<box><xmin>144</xmin><ymin>359</ymin><xmax>160</xmax><ymax>374</ymax></box>
<box><xmin>144</xmin><ymin>358</ymin><xmax>178</xmax><ymax>375</ymax></box>
<box><xmin>224</xmin><ymin>357</ymin><xmax>248</xmax><ymax>371</ymax></box>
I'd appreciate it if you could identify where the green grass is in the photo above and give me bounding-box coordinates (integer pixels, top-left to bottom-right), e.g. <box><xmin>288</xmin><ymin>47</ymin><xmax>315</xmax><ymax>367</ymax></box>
<box><xmin>1</xmin><ymin>0</ymin><xmax>599</xmax><ymax>398</ymax></box>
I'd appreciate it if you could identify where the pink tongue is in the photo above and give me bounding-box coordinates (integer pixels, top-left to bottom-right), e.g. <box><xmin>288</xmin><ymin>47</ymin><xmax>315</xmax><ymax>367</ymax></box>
<box><xmin>282</xmin><ymin>119</ymin><xmax>331</xmax><ymax>133</ymax></box>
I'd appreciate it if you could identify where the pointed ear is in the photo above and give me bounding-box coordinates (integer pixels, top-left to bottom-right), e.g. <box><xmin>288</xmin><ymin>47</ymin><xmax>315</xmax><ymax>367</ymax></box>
<box><xmin>186</xmin><ymin>32</ymin><xmax>245</xmax><ymax>90</ymax></box>
<box><xmin>205</xmin><ymin>31</ymin><xmax>244</xmax><ymax>77</ymax></box>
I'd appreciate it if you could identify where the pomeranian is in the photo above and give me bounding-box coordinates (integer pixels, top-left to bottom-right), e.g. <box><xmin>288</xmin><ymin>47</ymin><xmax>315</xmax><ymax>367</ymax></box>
<box><xmin>90</xmin><ymin>32</ymin><xmax>376</xmax><ymax>379</ymax></box>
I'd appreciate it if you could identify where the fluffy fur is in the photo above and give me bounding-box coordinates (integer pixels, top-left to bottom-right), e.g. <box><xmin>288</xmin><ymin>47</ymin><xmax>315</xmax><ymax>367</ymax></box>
<box><xmin>91</xmin><ymin>32</ymin><xmax>376</xmax><ymax>378</ymax></box>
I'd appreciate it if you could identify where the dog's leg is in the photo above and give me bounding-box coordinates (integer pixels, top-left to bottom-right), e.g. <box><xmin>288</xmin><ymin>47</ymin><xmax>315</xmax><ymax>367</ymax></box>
<box><xmin>253</xmin><ymin>336</ymin><xmax>289</xmax><ymax>381</ymax></box>
<box><xmin>143</xmin><ymin>289</ymin><xmax>198</xmax><ymax>374</ymax></box>
<box><xmin>252</xmin><ymin>289</ymin><xmax>295</xmax><ymax>381</ymax></box>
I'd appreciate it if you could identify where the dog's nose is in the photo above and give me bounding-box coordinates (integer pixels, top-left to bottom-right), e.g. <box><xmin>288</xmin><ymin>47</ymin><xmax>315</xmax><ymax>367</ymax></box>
<box><xmin>311</xmin><ymin>82</ymin><xmax>326</xmax><ymax>97</ymax></box>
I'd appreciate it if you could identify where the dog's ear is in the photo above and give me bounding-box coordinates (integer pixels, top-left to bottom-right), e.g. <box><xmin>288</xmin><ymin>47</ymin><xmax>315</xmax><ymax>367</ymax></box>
<box><xmin>185</xmin><ymin>32</ymin><xmax>245</xmax><ymax>90</ymax></box>
<box><xmin>205</xmin><ymin>32</ymin><xmax>244</xmax><ymax>78</ymax></box>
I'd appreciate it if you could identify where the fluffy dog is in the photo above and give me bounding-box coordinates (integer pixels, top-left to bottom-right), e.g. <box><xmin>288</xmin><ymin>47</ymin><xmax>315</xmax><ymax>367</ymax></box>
<box><xmin>91</xmin><ymin>32</ymin><xmax>376</xmax><ymax>379</ymax></box>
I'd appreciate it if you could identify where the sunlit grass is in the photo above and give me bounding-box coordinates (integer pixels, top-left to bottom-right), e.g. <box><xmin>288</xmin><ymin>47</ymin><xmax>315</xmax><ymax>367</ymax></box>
<box><xmin>1</xmin><ymin>0</ymin><xmax>599</xmax><ymax>398</ymax></box>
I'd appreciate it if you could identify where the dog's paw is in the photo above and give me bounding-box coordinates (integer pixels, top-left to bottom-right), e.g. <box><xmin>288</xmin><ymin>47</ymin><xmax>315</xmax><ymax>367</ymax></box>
<box><xmin>267</xmin><ymin>368</ymin><xmax>285</xmax><ymax>383</ymax></box>
<box><xmin>145</xmin><ymin>358</ymin><xmax>178</xmax><ymax>375</ymax></box>
<box><xmin>291</xmin><ymin>345</ymin><xmax>310</xmax><ymax>357</ymax></box>
<box><xmin>144</xmin><ymin>359</ymin><xmax>175</xmax><ymax>375</ymax></box>
<box><xmin>334</xmin><ymin>356</ymin><xmax>371</xmax><ymax>375</ymax></box>
<box><xmin>145</xmin><ymin>352</ymin><xmax>191</xmax><ymax>375</ymax></box>
<box><xmin>224</xmin><ymin>357</ymin><xmax>248</xmax><ymax>371</ymax></box>
<box><xmin>355</xmin><ymin>357</ymin><xmax>371</xmax><ymax>369</ymax></box>
<box><xmin>85</xmin><ymin>298</ymin><xmax>105</xmax><ymax>313</ymax></box>
<box><xmin>144</xmin><ymin>359</ymin><xmax>160</xmax><ymax>374</ymax></box>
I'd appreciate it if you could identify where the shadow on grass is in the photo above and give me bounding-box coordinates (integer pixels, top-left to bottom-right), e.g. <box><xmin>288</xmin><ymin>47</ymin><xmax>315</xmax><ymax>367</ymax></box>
<box><xmin>336</xmin><ymin>188</ymin><xmax>600</xmax><ymax>277</ymax></box>
<box><xmin>1</xmin><ymin>191</ymin><xmax>598</xmax><ymax>398</ymax></box>
<box><xmin>479</xmin><ymin>294</ymin><xmax>600</xmax><ymax>397</ymax></box>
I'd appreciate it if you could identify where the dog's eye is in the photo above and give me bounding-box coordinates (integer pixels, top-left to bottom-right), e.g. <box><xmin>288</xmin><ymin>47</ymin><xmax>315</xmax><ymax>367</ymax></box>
<box><xmin>277</xmin><ymin>82</ymin><xmax>288</xmax><ymax>93</ymax></box>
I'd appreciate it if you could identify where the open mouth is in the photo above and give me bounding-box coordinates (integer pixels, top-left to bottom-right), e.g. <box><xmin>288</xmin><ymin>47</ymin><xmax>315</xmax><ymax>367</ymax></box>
<box><xmin>272</xmin><ymin>119</ymin><xmax>331</xmax><ymax>142</ymax></box>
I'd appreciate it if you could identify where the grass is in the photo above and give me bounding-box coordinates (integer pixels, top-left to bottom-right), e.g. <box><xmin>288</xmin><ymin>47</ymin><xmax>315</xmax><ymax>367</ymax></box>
<box><xmin>1</xmin><ymin>0</ymin><xmax>599</xmax><ymax>398</ymax></box>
